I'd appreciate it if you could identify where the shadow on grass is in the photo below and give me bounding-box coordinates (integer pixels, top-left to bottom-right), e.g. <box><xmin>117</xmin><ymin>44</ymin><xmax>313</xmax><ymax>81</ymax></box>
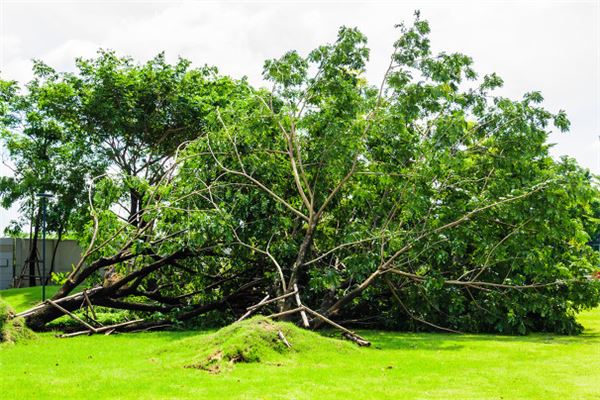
<box><xmin>360</xmin><ymin>328</ymin><xmax>600</xmax><ymax>351</ymax></box>
<box><xmin>4</xmin><ymin>287</ymin><xmax>597</xmax><ymax>354</ymax></box>
<box><xmin>117</xmin><ymin>311</ymin><xmax>600</xmax><ymax>353</ymax></box>
<box><xmin>0</xmin><ymin>286</ymin><xmax>61</xmax><ymax>312</ymax></box>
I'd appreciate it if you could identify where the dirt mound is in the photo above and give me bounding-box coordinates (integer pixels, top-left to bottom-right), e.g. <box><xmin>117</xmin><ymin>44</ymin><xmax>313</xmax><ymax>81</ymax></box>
<box><xmin>0</xmin><ymin>298</ymin><xmax>36</xmax><ymax>345</ymax></box>
<box><xmin>185</xmin><ymin>316</ymin><xmax>354</xmax><ymax>373</ymax></box>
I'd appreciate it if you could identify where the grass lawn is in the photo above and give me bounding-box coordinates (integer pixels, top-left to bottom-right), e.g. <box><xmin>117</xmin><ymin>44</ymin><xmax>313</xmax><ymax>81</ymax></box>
<box><xmin>0</xmin><ymin>285</ymin><xmax>61</xmax><ymax>313</ymax></box>
<box><xmin>1</xmin><ymin>287</ymin><xmax>599</xmax><ymax>399</ymax></box>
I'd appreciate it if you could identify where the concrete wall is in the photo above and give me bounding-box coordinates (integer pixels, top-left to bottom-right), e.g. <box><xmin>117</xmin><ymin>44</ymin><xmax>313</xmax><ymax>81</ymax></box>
<box><xmin>0</xmin><ymin>238</ymin><xmax>82</xmax><ymax>290</ymax></box>
<box><xmin>0</xmin><ymin>238</ymin><xmax>14</xmax><ymax>290</ymax></box>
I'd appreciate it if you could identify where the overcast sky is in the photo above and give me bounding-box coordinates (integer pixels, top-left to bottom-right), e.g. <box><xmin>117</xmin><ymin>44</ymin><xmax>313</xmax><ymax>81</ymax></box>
<box><xmin>0</xmin><ymin>0</ymin><xmax>598</xmax><ymax>232</ymax></box>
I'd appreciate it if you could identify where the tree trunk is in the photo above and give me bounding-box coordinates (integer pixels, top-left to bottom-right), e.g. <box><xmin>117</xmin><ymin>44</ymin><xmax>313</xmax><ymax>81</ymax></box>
<box><xmin>45</xmin><ymin>226</ymin><xmax>63</xmax><ymax>285</ymax></box>
<box><xmin>284</xmin><ymin>219</ymin><xmax>317</xmax><ymax>311</ymax></box>
<box><xmin>287</xmin><ymin>219</ymin><xmax>318</xmax><ymax>288</ymax></box>
<box><xmin>25</xmin><ymin>290</ymin><xmax>99</xmax><ymax>330</ymax></box>
<box><xmin>27</xmin><ymin>207</ymin><xmax>42</xmax><ymax>287</ymax></box>
<box><xmin>128</xmin><ymin>188</ymin><xmax>140</xmax><ymax>227</ymax></box>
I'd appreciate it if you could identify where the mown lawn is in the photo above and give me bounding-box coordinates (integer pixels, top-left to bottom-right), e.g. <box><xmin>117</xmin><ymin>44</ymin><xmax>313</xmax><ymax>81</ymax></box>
<box><xmin>0</xmin><ymin>286</ymin><xmax>61</xmax><ymax>313</ymax></box>
<box><xmin>1</xmin><ymin>287</ymin><xmax>599</xmax><ymax>399</ymax></box>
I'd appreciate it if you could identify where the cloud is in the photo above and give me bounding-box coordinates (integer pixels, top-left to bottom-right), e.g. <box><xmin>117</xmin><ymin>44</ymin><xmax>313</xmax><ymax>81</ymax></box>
<box><xmin>0</xmin><ymin>1</ymin><xmax>598</xmax><ymax>232</ymax></box>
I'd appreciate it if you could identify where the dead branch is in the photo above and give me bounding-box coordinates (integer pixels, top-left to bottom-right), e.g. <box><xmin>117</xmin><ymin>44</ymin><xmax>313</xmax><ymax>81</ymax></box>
<box><xmin>302</xmin><ymin>306</ymin><xmax>370</xmax><ymax>347</ymax></box>
<box><xmin>127</xmin><ymin>323</ymin><xmax>173</xmax><ymax>334</ymax></box>
<box><xmin>16</xmin><ymin>287</ymin><xmax>103</xmax><ymax>318</ymax></box>
<box><xmin>57</xmin><ymin>319</ymin><xmax>144</xmax><ymax>338</ymax></box>
<box><xmin>245</xmin><ymin>290</ymin><xmax>298</xmax><ymax>311</ymax></box>
<box><xmin>267</xmin><ymin>307</ymin><xmax>305</xmax><ymax>319</ymax></box>
<box><xmin>278</xmin><ymin>330</ymin><xmax>292</xmax><ymax>348</ymax></box>
<box><xmin>46</xmin><ymin>299</ymin><xmax>98</xmax><ymax>332</ymax></box>
<box><xmin>237</xmin><ymin>294</ymin><xmax>270</xmax><ymax>322</ymax></box>
<box><xmin>83</xmin><ymin>290</ymin><xmax>100</xmax><ymax>324</ymax></box>
<box><xmin>267</xmin><ymin>305</ymin><xmax>370</xmax><ymax>347</ymax></box>
<box><xmin>293</xmin><ymin>284</ymin><xmax>310</xmax><ymax>328</ymax></box>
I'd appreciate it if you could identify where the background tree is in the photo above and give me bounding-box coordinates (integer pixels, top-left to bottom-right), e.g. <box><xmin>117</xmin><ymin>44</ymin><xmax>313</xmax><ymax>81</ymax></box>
<box><xmin>68</xmin><ymin>51</ymin><xmax>250</xmax><ymax>226</ymax></box>
<box><xmin>1</xmin><ymin>51</ymin><xmax>250</xmax><ymax>286</ymax></box>
<box><xmin>0</xmin><ymin>68</ymin><xmax>104</xmax><ymax>286</ymax></box>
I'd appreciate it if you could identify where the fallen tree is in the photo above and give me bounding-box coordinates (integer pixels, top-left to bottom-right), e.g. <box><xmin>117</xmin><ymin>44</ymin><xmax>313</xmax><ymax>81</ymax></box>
<box><xmin>7</xmin><ymin>14</ymin><xmax>600</xmax><ymax>337</ymax></box>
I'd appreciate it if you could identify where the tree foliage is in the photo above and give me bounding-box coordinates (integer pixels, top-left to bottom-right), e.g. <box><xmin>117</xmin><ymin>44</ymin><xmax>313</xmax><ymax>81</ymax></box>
<box><xmin>3</xmin><ymin>14</ymin><xmax>599</xmax><ymax>334</ymax></box>
<box><xmin>0</xmin><ymin>71</ymin><xmax>103</xmax><ymax>238</ymax></box>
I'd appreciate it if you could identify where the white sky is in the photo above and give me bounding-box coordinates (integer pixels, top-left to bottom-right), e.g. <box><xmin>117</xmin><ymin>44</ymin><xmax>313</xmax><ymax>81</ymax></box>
<box><xmin>0</xmin><ymin>0</ymin><xmax>599</xmax><ymax>232</ymax></box>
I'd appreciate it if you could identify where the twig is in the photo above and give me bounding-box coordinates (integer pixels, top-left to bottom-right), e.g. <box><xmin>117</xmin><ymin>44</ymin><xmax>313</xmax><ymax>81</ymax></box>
<box><xmin>57</xmin><ymin>330</ymin><xmax>93</xmax><ymax>338</ymax></box>
<box><xmin>127</xmin><ymin>323</ymin><xmax>173</xmax><ymax>333</ymax></box>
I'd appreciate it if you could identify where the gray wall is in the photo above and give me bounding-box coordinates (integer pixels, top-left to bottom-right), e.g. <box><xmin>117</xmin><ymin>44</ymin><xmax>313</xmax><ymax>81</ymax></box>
<box><xmin>0</xmin><ymin>238</ymin><xmax>13</xmax><ymax>290</ymax></box>
<box><xmin>0</xmin><ymin>238</ymin><xmax>82</xmax><ymax>290</ymax></box>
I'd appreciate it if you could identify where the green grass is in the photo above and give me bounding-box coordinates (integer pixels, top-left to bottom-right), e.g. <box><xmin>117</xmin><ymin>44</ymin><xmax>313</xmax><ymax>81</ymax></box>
<box><xmin>183</xmin><ymin>316</ymin><xmax>355</xmax><ymax>373</ymax></box>
<box><xmin>0</xmin><ymin>298</ymin><xmax>35</xmax><ymax>344</ymax></box>
<box><xmin>1</xmin><ymin>287</ymin><xmax>599</xmax><ymax>399</ymax></box>
<box><xmin>0</xmin><ymin>285</ymin><xmax>61</xmax><ymax>313</ymax></box>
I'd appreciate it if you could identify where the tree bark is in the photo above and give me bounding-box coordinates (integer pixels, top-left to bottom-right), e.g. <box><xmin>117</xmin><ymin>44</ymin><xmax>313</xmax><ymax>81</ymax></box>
<box><xmin>45</xmin><ymin>225</ymin><xmax>63</xmax><ymax>285</ymax></box>
<box><xmin>25</xmin><ymin>291</ymin><xmax>97</xmax><ymax>330</ymax></box>
<box><xmin>26</xmin><ymin>207</ymin><xmax>42</xmax><ymax>287</ymax></box>
<box><xmin>284</xmin><ymin>219</ymin><xmax>318</xmax><ymax>311</ymax></box>
<box><xmin>128</xmin><ymin>188</ymin><xmax>140</xmax><ymax>227</ymax></box>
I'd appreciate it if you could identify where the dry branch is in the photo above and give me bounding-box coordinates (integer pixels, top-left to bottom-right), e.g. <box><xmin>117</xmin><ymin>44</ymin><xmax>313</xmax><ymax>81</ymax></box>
<box><xmin>16</xmin><ymin>287</ymin><xmax>103</xmax><ymax>318</ymax></box>
<box><xmin>293</xmin><ymin>284</ymin><xmax>310</xmax><ymax>328</ymax></box>
<box><xmin>278</xmin><ymin>330</ymin><xmax>292</xmax><ymax>348</ymax></box>
<box><xmin>46</xmin><ymin>299</ymin><xmax>98</xmax><ymax>332</ymax></box>
<box><xmin>267</xmin><ymin>305</ymin><xmax>370</xmax><ymax>347</ymax></box>
<box><xmin>57</xmin><ymin>319</ymin><xmax>144</xmax><ymax>338</ymax></box>
<box><xmin>237</xmin><ymin>295</ymin><xmax>270</xmax><ymax>322</ymax></box>
<box><xmin>83</xmin><ymin>290</ymin><xmax>100</xmax><ymax>324</ymax></box>
<box><xmin>302</xmin><ymin>306</ymin><xmax>370</xmax><ymax>347</ymax></box>
<box><xmin>246</xmin><ymin>291</ymin><xmax>297</xmax><ymax>311</ymax></box>
<box><xmin>267</xmin><ymin>307</ymin><xmax>305</xmax><ymax>319</ymax></box>
<box><xmin>128</xmin><ymin>323</ymin><xmax>173</xmax><ymax>334</ymax></box>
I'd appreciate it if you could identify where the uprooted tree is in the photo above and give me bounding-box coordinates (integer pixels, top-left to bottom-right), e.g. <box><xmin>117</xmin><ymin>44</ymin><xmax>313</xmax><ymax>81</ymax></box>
<box><xmin>3</xmin><ymin>14</ymin><xmax>600</xmax><ymax>338</ymax></box>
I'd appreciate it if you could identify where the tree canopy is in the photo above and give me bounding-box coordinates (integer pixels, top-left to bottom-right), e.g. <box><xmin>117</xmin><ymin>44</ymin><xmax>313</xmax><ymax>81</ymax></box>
<box><xmin>2</xmin><ymin>14</ymin><xmax>599</xmax><ymax>336</ymax></box>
